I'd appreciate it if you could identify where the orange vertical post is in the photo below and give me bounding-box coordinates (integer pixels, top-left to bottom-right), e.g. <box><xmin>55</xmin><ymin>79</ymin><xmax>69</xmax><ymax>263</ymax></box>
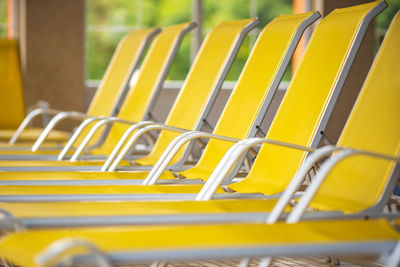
<box><xmin>292</xmin><ymin>0</ymin><xmax>307</xmax><ymax>74</ymax></box>
<box><xmin>7</xmin><ymin>0</ymin><xmax>14</xmax><ymax>39</ymax></box>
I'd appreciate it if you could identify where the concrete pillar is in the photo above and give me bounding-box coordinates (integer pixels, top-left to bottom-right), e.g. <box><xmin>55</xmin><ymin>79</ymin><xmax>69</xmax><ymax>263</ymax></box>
<box><xmin>18</xmin><ymin>0</ymin><xmax>85</xmax><ymax>129</ymax></box>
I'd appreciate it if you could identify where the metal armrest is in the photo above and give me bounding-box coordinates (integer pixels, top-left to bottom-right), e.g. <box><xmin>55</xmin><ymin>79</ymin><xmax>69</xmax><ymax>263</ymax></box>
<box><xmin>57</xmin><ymin>116</ymin><xmax>107</xmax><ymax>160</ymax></box>
<box><xmin>196</xmin><ymin>137</ymin><xmax>315</xmax><ymax>201</ymax></box>
<box><xmin>287</xmin><ymin>148</ymin><xmax>400</xmax><ymax>223</ymax></box>
<box><xmin>143</xmin><ymin>131</ymin><xmax>240</xmax><ymax>185</ymax></box>
<box><xmin>101</xmin><ymin>121</ymin><xmax>165</xmax><ymax>171</ymax></box>
<box><xmin>10</xmin><ymin>107</ymin><xmax>65</xmax><ymax>145</ymax></box>
<box><xmin>107</xmin><ymin>124</ymin><xmax>192</xmax><ymax>171</ymax></box>
<box><xmin>31</xmin><ymin>111</ymin><xmax>93</xmax><ymax>151</ymax></box>
<box><xmin>70</xmin><ymin>117</ymin><xmax>139</xmax><ymax>161</ymax></box>
<box><xmin>38</xmin><ymin>238</ymin><xmax>111</xmax><ymax>267</ymax></box>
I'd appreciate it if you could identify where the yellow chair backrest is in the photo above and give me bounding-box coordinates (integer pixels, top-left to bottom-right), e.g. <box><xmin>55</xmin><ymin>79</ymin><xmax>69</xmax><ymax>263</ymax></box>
<box><xmin>180</xmin><ymin>12</ymin><xmax>319</xmax><ymax>180</ymax></box>
<box><xmin>74</xmin><ymin>28</ymin><xmax>159</xmax><ymax>147</ymax></box>
<box><xmin>86</xmin><ymin>28</ymin><xmax>159</xmax><ymax>117</ymax></box>
<box><xmin>311</xmin><ymin>11</ymin><xmax>400</xmax><ymax>213</ymax></box>
<box><xmin>135</xmin><ymin>18</ymin><xmax>259</xmax><ymax>166</ymax></box>
<box><xmin>98</xmin><ymin>22</ymin><xmax>196</xmax><ymax>153</ymax></box>
<box><xmin>229</xmin><ymin>1</ymin><xmax>385</xmax><ymax>195</ymax></box>
<box><xmin>0</xmin><ymin>40</ymin><xmax>26</xmax><ymax>129</ymax></box>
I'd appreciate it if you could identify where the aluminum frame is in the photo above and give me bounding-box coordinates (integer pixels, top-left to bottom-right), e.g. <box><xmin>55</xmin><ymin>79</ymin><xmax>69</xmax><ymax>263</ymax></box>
<box><xmin>33</xmin><ymin>239</ymin><xmax>400</xmax><ymax>267</ymax></box>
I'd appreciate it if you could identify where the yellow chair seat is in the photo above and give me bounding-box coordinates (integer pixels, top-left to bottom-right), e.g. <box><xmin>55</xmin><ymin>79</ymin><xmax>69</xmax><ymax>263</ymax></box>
<box><xmin>0</xmin><ymin>184</ymin><xmax>223</xmax><ymax>195</ymax></box>
<box><xmin>0</xmin><ymin>218</ymin><xmax>397</xmax><ymax>267</ymax></box>
<box><xmin>0</xmin><ymin>170</ymin><xmax>160</xmax><ymax>180</ymax></box>
<box><xmin>0</xmin><ymin>160</ymin><xmax>123</xmax><ymax>167</ymax></box>
<box><xmin>0</xmin><ymin>198</ymin><xmax>282</xmax><ymax>218</ymax></box>
<box><xmin>0</xmin><ymin>128</ymin><xmax>70</xmax><ymax>143</ymax></box>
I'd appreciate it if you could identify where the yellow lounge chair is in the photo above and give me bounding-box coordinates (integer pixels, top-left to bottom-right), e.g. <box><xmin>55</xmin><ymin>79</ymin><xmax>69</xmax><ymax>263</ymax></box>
<box><xmin>0</xmin><ymin>11</ymin><xmax>319</xmax><ymax>176</ymax></box>
<box><xmin>0</xmin><ymin>218</ymin><xmax>398</xmax><ymax>267</ymax></box>
<box><xmin>0</xmin><ymin>9</ymin><xmax>399</xmax><ymax>266</ymax></box>
<box><xmin>0</xmin><ymin>2</ymin><xmax>384</xmax><ymax>200</ymax></box>
<box><xmin>0</xmin><ymin>18</ymin><xmax>259</xmax><ymax>169</ymax></box>
<box><xmin>0</xmin><ymin>23</ymin><xmax>195</xmax><ymax>158</ymax></box>
<box><xmin>0</xmin><ymin>28</ymin><xmax>160</xmax><ymax>147</ymax></box>
<box><xmin>0</xmin><ymin>2</ymin><xmax>395</xmax><ymax>229</ymax></box>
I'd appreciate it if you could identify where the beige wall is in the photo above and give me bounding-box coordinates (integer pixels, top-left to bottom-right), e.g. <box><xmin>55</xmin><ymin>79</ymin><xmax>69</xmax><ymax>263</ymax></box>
<box><xmin>18</xmin><ymin>0</ymin><xmax>85</xmax><ymax>129</ymax></box>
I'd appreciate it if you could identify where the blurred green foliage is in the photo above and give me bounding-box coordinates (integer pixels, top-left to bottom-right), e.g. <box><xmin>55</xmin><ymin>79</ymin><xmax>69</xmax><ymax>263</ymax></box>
<box><xmin>0</xmin><ymin>0</ymin><xmax>7</xmax><ymax>38</ymax></box>
<box><xmin>0</xmin><ymin>0</ymin><xmax>398</xmax><ymax>81</ymax></box>
<box><xmin>377</xmin><ymin>0</ymin><xmax>400</xmax><ymax>30</ymax></box>
<box><xmin>86</xmin><ymin>0</ymin><xmax>292</xmax><ymax>81</ymax></box>
<box><xmin>86</xmin><ymin>0</ymin><xmax>399</xmax><ymax>82</ymax></box>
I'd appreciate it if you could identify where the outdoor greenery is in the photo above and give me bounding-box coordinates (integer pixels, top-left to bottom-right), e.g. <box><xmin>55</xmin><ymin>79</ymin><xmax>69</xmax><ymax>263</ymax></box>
<box><xmin>86</xmin><ymin>0</ymin><xmax>292</xmax><ymax>81</ymax></box>
<box><xmin>0</xmin><ymin>0</ymin><xmax>391</xmax><ymax>82</ymax></box>
<box><xmin>0</xmin><ymin>0</ymin><xmax>7</xmax><ymax>38</ymax></box>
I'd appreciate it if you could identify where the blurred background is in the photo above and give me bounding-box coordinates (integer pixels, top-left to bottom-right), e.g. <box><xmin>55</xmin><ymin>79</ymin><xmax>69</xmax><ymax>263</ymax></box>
<box><xmin>1</xmin><ymin>0</ymin><xmax>399</xmax><ymax>138</ymax></box>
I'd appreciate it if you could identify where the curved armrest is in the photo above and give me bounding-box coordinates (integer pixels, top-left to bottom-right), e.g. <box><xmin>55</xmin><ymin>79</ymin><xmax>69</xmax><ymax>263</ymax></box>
<box><xmin>57</xmin><ymin>116</ymin><xmax>107</xmax><ymax>160</ymax></box>
<box><xmin>70</xmin><ymin>117</ymin><xmax>139</xmax><ymax>161</ymax></box>
<box><xmin>143</xmin><ymin>131</ymin><xmax>240</xmax><ymax>185</ymax></box>
<box><xmin>196</xmin><ymin>137</ymin><xmax>315</xmax><ymax>201</ymax></box>
<box><xmin>38</xmin><ymin>238</ymin><xmax>111</xmax><ymax>267</ymax></box>
<box><xmin>10</xmin><ymin>107</ymin><xmax>67</xmax><ymax>145</ymax></box>
<box><xmin>287</xmin><ymin>148</ymin><xmax>400</xmax><ymax>223</ymax></box>
<box><xmin>101</xmin><ymin>121</ymin><xmax>166</xmax><ymax>171</ymax></box>
<box><xmin>31</xmin><ymin>111</ymin><xmax>92</xmax><ymax>151</ymax></box>
<box><xmin>107</xmin><ymin>124</ymin><xmax>191</xmax><ymax>171</ymax></box>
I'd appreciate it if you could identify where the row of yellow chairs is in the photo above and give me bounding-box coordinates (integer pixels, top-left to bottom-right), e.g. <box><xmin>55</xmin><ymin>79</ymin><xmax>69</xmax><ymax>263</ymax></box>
<box><xmin>0</xmin><ymin>1</ymin><xmax>398</xmax><ymax>266</ymax></box>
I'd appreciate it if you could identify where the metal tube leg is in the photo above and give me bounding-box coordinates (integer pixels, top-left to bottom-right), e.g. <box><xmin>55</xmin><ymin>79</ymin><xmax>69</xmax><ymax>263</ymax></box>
<box><xmin>257</xmin><ymin>257</ymin><xmax>272</xmax><ymax>267</ymax></box>
<box><xmin>150</xmin><ymin>261</ymin><xmax>167</xmax><ymax>267</ymax></box>
<box><xmin>238</xmin><ymin>257</ymin><xmax>251</xmax><ymax>267</ymax></box>
<box><xmin>386</xmin><ymin>240</ymin><xmax>400</xmax><ymax>267</ymax></box>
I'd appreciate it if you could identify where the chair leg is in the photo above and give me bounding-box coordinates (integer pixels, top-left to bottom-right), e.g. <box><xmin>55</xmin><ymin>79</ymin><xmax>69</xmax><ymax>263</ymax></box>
<box><xmin>238</xmin><ymin>257</ymin><xmax>251</xmax><ymax>267</ymax></box>
<box><xmin>151</xmin><ymin>261</ymin><xmax>167</xmax><ymax>267</ymax></box>
<box><xmin>386</xmin><ymin>240</ymin><xmax>400</xmax><ymax>267</ymax></box>
<box><xmin>329</xmin><ymin>256</ymin><xmax>341</xmax><ymax>265</ymax></box>
<box><xmin>257</xmin><ymin>257</ymin><xmax>272</xmax><ymax>267</ymax></box>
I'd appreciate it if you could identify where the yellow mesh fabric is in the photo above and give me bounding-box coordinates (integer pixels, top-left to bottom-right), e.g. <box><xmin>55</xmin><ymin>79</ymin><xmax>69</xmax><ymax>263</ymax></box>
<box><xmin>0</xmin><ymin>29</ymin><xmax>157</xmax><ymax>145</ymax></box>
<box><xmin>91</xmin><ymin>22</ymin><xmax>194</xmax><ymax>154</ymax></box>
<box><xmin>311</xmin><ymin>11</ymin><xmax>400</xmax><ymax>213</ymax></box>
<box><xmin>0</xmin><ymin>128</ymin><xmax>69</xmax><ymax>143</ymax></box>
<box><xmin>229</xmin><ymin>2</ymin><xmax>381</xmax><ymax>195</ymax></box>
<box><xmin>86</xmin><ymin>28</ymin><xmax>158</xmax><ymax>117</ymax></box>
<box><xmin>0</xmin><ymin>218</ymin><xmax>397</xmax><ymax>267</ymax></box>
<box><xmin>180</xmin><ymin>12</ymin><xmax>316</xmax><ymax>180</ymax></box>
<box><xmin>0</xmin><ymin>39</ymin><xmax>25</xmax><ymax>129</ymax></box>
<box><xmin>135</xmin><ymin>18</ymin><xmax>257</xmax><ymax>166</ymax></box>
<box><xmin>0</xmin><ymin>184</ymin><xmax>224</xmax><ymax>195</ymax></box>
<box><xmin>0</xmin><ymin>199</ymin><xmax>282</xmax><ymax>218</ymax></box>
<box><xmin>76</xmin><ymin>28</ymin><xmax>159</xmax><ymax>147</ymax></box>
